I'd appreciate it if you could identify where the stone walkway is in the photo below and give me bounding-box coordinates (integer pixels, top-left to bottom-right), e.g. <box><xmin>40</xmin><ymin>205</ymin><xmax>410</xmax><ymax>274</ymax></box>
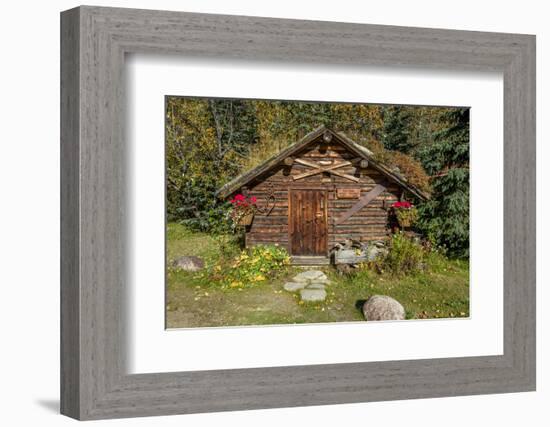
<box><xmin>283</xmin><ymin>270</ymin><xmax>330</xmax><ymax>302</ymax></box>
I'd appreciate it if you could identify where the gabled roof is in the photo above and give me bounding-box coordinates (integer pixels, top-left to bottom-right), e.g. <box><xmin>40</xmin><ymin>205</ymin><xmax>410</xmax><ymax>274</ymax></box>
<box><xmin>216</xmin><ymin>125</ymin><xmax>429</xmax><ymax>200</ymax></box>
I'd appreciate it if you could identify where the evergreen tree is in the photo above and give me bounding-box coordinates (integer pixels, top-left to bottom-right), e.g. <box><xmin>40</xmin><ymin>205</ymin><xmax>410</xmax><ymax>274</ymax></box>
<box><xmin>381</xmin><ymin>106</ymin><xmax>413</xmax><ymax>153</ymax></box>
<box><xmin>417</xmin><ymin>108</ymin><xmax>470</xmax><ymax>257</ymax></box>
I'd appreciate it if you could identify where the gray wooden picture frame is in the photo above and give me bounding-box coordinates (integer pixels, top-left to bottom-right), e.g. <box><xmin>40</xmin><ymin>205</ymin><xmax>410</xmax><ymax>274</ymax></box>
<box><xmin>60</xmin><ymin>5</ymin><xmax>536</xmax><ymax>420</ymax></box>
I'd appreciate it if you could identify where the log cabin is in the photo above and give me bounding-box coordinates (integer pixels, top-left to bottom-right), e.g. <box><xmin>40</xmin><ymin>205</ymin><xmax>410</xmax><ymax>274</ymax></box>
<box><xmin>217</xmin><ymin>125</ymin><xmax>429</xmax><ymax>264</ymax></box>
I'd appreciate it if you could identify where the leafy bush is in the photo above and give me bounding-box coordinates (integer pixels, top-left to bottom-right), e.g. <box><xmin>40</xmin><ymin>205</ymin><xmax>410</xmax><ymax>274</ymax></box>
<box><xmin>390</xmin><ymin>152</ymin><xmax>431</xmax><ymax>194</ymax></box>
<box><xmin>361</xmin><ymin>139</ymin><xmax>431</xmax><ymax>195</ymax></box>
<box><xmin>377</xmin><ymin>232</ymin><xmax>425</xmax><ymax>276</ymax></box>
<box><xmin>212</xmin><ymin>245</ymin><xmax>290</xmax><ymax>288</ymax></box>
<box><xmin>211</xmin><ymin>233</ymin><xmax>242</xmax><ymax>260</ymax></box>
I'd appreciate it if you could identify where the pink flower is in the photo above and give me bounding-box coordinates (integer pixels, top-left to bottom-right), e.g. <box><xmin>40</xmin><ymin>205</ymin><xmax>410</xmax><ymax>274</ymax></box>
<box><xmin>392</xmin><ymin>201</ymin><xmax>412</xmax><ymax>209</ymax></box>
<box><xmin>230</xmin><ymin>194</ymin><xmax>246</xmax><ymax>204</ymax></box>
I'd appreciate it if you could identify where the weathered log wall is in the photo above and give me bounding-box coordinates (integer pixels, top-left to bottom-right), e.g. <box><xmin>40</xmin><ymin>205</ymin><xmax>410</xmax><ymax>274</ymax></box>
<box><xmin>241</xmin><ymin>135</ymin><xmax>400</xmax><ymax>254</ymax></box>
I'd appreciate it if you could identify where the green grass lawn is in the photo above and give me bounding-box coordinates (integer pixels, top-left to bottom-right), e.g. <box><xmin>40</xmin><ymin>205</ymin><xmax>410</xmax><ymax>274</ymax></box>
<box><xmin>166</xmin><ymin>222</ymin><xmax>469</xmax><ymax>328</ymax></box>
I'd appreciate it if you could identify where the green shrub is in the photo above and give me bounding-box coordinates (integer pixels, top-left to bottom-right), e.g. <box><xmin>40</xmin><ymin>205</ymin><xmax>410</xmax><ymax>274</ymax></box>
<box><xmin>211</xmin><ymin>233</ymin><xmax>242</xmax><ymax>260</ymax></box>
<box><xmin>377</xmin><ymin>232</ymin><xmax>425</xmax><ymax>276</ymax></box>
<box><xmin>212</xmin><ymin>245</ymin><xmax>290</xmax><ymax>288</ymax></box>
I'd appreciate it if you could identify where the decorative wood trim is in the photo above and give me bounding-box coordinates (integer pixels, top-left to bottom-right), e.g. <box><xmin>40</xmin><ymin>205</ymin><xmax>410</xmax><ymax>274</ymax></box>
<box><xmin>292</xmin><ymin>158</ymin><xmax>354</xmax><ymax>181</ymax></box>
<box><xmin>336</xmin><ymin>188</ymin><xmax>361</xmax><ymax>199</ymax></box>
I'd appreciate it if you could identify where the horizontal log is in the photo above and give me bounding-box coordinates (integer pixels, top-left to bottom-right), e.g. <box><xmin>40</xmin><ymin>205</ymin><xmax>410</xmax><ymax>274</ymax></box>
<box><xmin>330</xmin><ymin>222</ymin><xmax>388</xmax><ymax>228</ymax></box>
<box><xmin>247</xmin><ymin>231</ymin><xmax>288</xmax><ymax>238</ymax></box>
<box><xmin>329</xmin><ymin>205</ymin><xmax>388</xmax><ymax>211</ymax></box>
<box><xmin>250</xmin><ymin>216</ymin><xmax>287</xmax><ymax>224</ymax></box>
<box><xmin>332</xmin><ymin>222</ymin><xmax>389</xmax><ymax>228</ymax></box>
<box><xmin>255</xmin><ymin>201</ymin><xmax>289</xmax><ymax>208</ymax></box>
<box><xmin>301</xmin><ymin>152</ymin><xmax>353</xmax><ymax>159</ymax></box>
<box><xmin>330</xmin><ymin>222</ymin><xmax>389</xmax><ymax>229</ymax></box>
<box><xmin>247</xmin><ymin>191</ymin><xmax>288</xmax><ymax>197</ymax></box>
<box><xmin>251</xmin><ymin>217</ymin><xmax>391</xmax><ymax>227</ymax></box>
<box><xmin>329</xmin><ymin>204</ymin><xmax>388</xmax><ymax>211</ymax></box>
<box><xmin>330</xmin><ymin>229</ymin><xmax>388</xmax><ymax>236</ymax></box>
<box><xmin>249</xmin><ymin>225</ymin><xmax>288</xmax><ymax>233</ymax></box>
<box><xmin>328</xmin><ymin>212</ymin><xmax>390</xmax><ymax>218</ymax></box>
<box><xmin>247</xmin><ymin>241</ymin><xmax>290</xmax><ymax>250</ymax></box>
<box><xmin>330</xmin><ymin>216</ymin><xmax>388</xmax><ymax>222</ymax></box>
<box><xmin>329</xmin><ymin>200</ymin><xmax>387</xmax><ymax>208</ymax></box>
<box><xmin>330</xmin><ymin>236</ymin><xmax>388</xmax><ymax>243</ymax></box>
<box><xmin>251</xmin><ymin>179</ymin><xmax>401</xmax><ymax>192</ymax></box>
<box><xmin>278</xmin><ymin>209</ymin><xmax>374</xmax><ymax>223</ymax></box>
<box><xmin>246</xmin><ymin>239</ymin><xmax>289</xmax><ymax>245</ymax></box>
<box><xmin>265</xmin><ymin>207</ymin><xmax>289</xmax><ymax>215</ymax></box>
<box><xmin>330</xmin><ymin>211</ymin><xmax>389</xmax><ymax>218</ymax></box>
<box><xmin>248</xmin><ymin>183</ymin><xmax>288</xmax><ymax>192</ymax></box>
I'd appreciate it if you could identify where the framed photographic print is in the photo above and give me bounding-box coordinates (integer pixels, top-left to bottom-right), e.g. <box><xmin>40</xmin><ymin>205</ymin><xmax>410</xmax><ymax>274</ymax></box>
<box><xmin>61</xmin><ymin>5</ymin><xmax>536</xmax><ymax>420</ymax></box>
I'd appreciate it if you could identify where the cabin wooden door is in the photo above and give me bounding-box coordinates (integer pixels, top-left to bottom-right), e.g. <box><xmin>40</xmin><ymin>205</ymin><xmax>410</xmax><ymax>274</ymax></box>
<box><xmin>289</xmin><ymin>190</ymin><xmax>327</xmax><ymax>256</ymax></box>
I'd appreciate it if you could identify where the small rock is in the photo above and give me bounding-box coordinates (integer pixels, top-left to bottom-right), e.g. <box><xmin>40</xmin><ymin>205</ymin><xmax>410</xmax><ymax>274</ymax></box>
<box><xmin>336</xmin><ymin>264</ymin><xmax>354</xmax><ymax>276</ymax></box>
<box><xmin>293</xmin><ymin>270</ymin><xmax>327</xmax><ymax>283</ymax></box>
<box><xmin>283</xmin><ymin>282</ymin><xmax>307</xmax><ymax>292</ymax></box>
<box><xmin>173</xmin><ymin>256</ymin><xmax>204</xmax><ymax>272</ymax></box>
<box><xmin>362</xmin><ymin>295</ymin><xmax>405</xmax><ymax>321</ymax></box>
<box><xmin>300</xmin><ymin>288</ymin><xmax>327</xmax><ymax>302</ymax></box>
<box><xmin>371</xmin><ymin>240</ymin><xmax>386</xmax><ymax>248</ymax></box>
<box><xmin>366</xmin><ymin>245</ymin><xmax>388</xmax><ymax>261</ymax></box>
<box><xmin>306</xmin><ymin>283</ymin><xmax>326</xmax><ymax>290</ymax></box>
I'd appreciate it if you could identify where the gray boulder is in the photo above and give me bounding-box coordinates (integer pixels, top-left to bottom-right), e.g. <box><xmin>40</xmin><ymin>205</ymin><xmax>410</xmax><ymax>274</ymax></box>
<box><xmin>362</xmin><ymin>295</ymin><xmax>405</xmax><ymax>321</ymax></box>
<box><xmin>173</xmin><ymin>256</ymin><xmax>204</xmax><ymax>272</ymax></box>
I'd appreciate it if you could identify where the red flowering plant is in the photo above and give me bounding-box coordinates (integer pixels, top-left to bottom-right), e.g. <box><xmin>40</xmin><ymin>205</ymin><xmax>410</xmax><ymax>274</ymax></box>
<box><xmin>229</xmin><ymin>193</ymin><xmax>258</xmax><ymax>226</ymax></box>
<box><xmin>391</xmin><ymin>200</ymin><xmax>418</xmax><ymax>228</ymax></box>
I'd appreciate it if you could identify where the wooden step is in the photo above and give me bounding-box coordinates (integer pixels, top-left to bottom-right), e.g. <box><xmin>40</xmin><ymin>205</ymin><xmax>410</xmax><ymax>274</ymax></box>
<box><xmin>291</xmin><ymin>256</ymin><xmax>331</xmax><ymax>266</ymax></box>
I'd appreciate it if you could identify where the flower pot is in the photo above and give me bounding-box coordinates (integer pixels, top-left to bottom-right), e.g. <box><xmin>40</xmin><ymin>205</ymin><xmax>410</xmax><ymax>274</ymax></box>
<box><xmin>397</xmin><ymin>217</ymin><xmax>412</xmax><ymax>228</ymax></box>
<box><xmin>238</xmin><ymin>212</ymin><xmax>254</xmax><ymax>226</ymax></box>
<box><xmin>394</xmin><ymin>206</ymin><xmax>417</xmax><ymax>229</ymax></box>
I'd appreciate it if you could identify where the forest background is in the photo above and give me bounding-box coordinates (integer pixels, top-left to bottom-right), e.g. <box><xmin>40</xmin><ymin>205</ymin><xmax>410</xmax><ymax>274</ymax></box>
<box><xmin>166</xmin><ymin>98</ymin><xmax>470</xmax><ymax>257</ymax></box>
